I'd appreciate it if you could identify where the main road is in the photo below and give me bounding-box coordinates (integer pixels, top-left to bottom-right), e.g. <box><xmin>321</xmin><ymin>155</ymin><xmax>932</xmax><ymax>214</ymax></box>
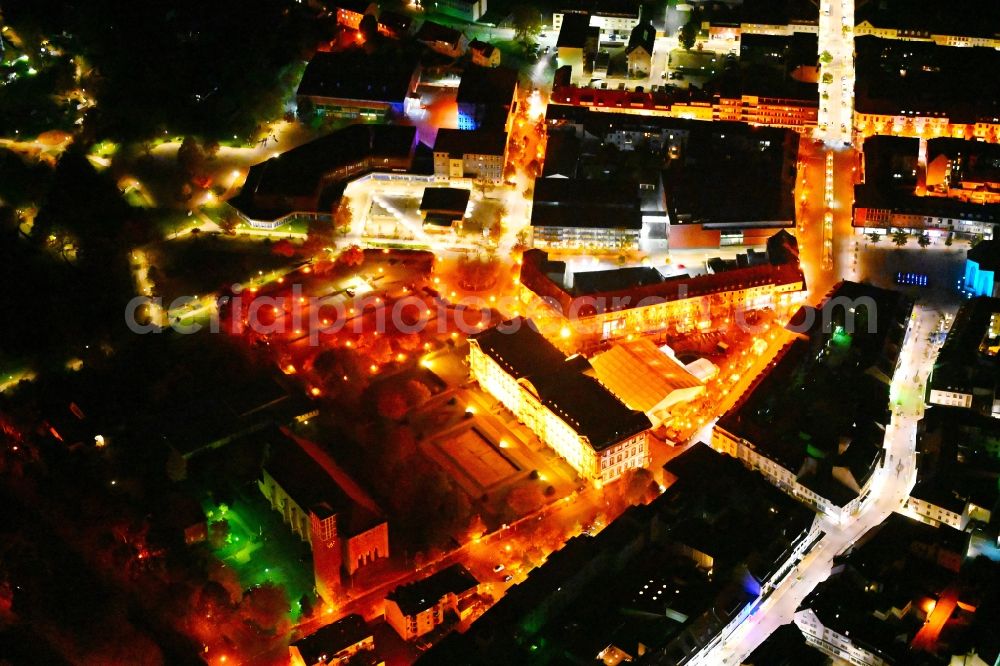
<box><xmin>696</xmin><ymin>305</ymin><xmax>940</xmax><ymax>664</ymax></box>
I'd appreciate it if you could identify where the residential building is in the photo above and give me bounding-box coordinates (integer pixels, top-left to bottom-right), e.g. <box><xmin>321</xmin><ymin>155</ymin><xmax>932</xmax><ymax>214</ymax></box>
<box><xmin>795</xmin><ymin>514</ymin><xmax>998</xmax><ymax>666</ymax></box>
<box><xmin>230</xmin><ymin>124</ymin><xmax>419</xmax><ymax>229</ymax></box>
<box><xmin>854</xmin><ymin>0</ymin><xmax>1000</xmax><ymax>49</ymax></box>
<box><xmin>419</xmin><ymin>186</ymin><xmax>471</xmax><ymax>233</ymax></box>
<box><xmin>424</xmin><ymin>443</ymin><xmax>818</xmax><ymax>665</ymax></box>
<box><xmin>432</xmin><ymin>128</ymin><xmax>507</xmax><ymax>183</ymax></box>
<box><xmin>854</xmin><ymin>37</ymin><xmax>1000</xmax><ymax>143</ymax></box>
<box><xmin>468</xmin><ymin>318</ymin><xmax>652</xmax><ymax>484</ymax></box>
<box><xmin>468</xmin><ymin>39</ymin><xmax>500</xmax><ymax>67</ymax></box>
<box><xmin>517</xmin><ymin>230</ymin><xmax>806</xmax><ymax>351</ymax></box>
<box><xmin>553</xmin><ymin>0</ymin><xmax>643</xmax><ymax>38</ymax></box>
<box><xmin>852</xmin><ymin>136</ymin><xmax>1000</xmax><ymax>240</ymax></box>
<box><xmin>456</xmin><ymin>65</ymin><xmax>518</xmax><ymax>131</ymax></box>
<box><xmin>289</xmin><ymin>614</ymin><xmax>378</xmax><ymax>666</ymax></box>
<box><xmin>415</xmin><ymin>20</ymin><xmax>467</xmax><ymax>58</ymax></box>
<box><xmin>332</xmin><ymin>1</ymin><xmax>377</xmax><ymax>30</ymax></box>
<box><xmin>555</xmin><ymin>13</ymin><xmax>599</xmax><ymax>82</ymax></box>
<box><xmin>713</xmin><ymin>282</ymin><xmax>914</xmax><ymax>523</ymax></box>
<box><xmin>296</xmin><ymin>49</ymin><xmax>420</xmax><ymax>120</ymax></box>
<box><xmin>384</xmin><ymin>564</ymin><xmax>480</xmax><ymax>640</ymax></box>
<box><xmin>259</xmin><ymin>429</ymin><xmax>389</xmax><ymax>603</ymax></box>
<box><xmin>624</xmin><ymin>20</ymin><xmax>655</xmax><ymax>78</ymax></box>
<box><xmin>434</xmin><ymin>0</ymin><xmax>485</xmax><ymax>22</ymax></box>
<box><xmin>927</xmin><ymin>297</ymin><xmax>1000</xmax><ymax>413</ymax></box>
<box><xmin>736</xmin><ymin>0</ymin><xmax>819</xmax><ymax>37</ymax></box>
<box><xmin>904</xmin><ymin>408</ymin><xmax>999</xmax><ymax>533</ymax></box>
<box><xmin>377</xmin><ymin>10</ymin><xmax>412</xmax><ymax>39</ymax></box>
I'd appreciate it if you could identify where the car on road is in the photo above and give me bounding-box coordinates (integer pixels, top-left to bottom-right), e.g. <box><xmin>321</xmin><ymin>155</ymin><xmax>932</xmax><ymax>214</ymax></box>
<box><xmin>493</xmin><ymin>564</ymin><xmax>505</xmax><ymax>572</ymax></box>
<box><xmin>503</xmin><ymin>574</ymin><xmax>513</xmax><ymax>582</ymax></box>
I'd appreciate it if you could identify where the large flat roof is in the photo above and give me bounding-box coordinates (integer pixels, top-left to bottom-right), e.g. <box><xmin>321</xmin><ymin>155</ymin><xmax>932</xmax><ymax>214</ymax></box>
<box><xmin>296</xmin><ymin>49</ymin><xmax>418</xmax><ymax>105</ymax></box>
<box><xmin>531</xmin><ymin>178</ymin><xmax>643</xmax><ymax>230</ymax></box>
<box><xmin>433</xmin><ymin>128</ymin><xmax>508</xmax><ymax>157</ymax></box>
<box><xmin>386</xmin><ymin>564</ymin><xmax>478</xmax><ymax>616</ymax></box>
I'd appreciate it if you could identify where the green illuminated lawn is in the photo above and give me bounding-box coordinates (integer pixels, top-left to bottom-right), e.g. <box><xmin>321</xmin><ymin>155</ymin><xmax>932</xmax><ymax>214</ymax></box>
<box><xmin>203</xmin><ymin>495</ymin><xmax>317</xmax><ymax>621</ymax></box>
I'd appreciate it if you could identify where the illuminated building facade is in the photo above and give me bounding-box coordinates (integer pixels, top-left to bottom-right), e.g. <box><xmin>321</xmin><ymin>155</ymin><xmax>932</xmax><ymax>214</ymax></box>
<box><xmin>289</xmin><ymin>614</ymin><xmax>376</xmax><ymax>666</ymax></box>
<box><xmin>432</xmin><ymin>129</ymin><xmax>508</xmax><ymax>184</ymax></box>
<box><xmin>468</xmin><ymin>319</ymin><xmax>652</xmax><ymax>484</ymax></box>
<box><xmin>964</xmin><ymin>243</ymin><xmax>1000</xmax><ymax>298</ymax></box>
<box><xmin>518</xmin><ymin>231</ymin><xmax>805</xmax><ymax>351</ymax></box>
<box><xmin>259</xmin><ymin>430</ymin><xmax>389</xmax><ymax>604</ymax></box>
<box><xmin>927</xmin><ymin>297</ymin><xmax>1000</xmax><ymax>415</ymax></box>
<box><xmin>385</xmin><ymin>565</ymin><xmax>480</xmax><ymax>640</ymax></box>
<box><xmin>333</xmin><ymin>1</ymin><xmax>377</xmax><ymax>30</ymax></box>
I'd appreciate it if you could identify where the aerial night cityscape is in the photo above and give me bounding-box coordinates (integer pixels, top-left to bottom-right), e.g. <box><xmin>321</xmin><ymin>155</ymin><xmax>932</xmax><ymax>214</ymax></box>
<box><xmin>2</xmin><ymin>0</ymin><xmax>1000</xmax><ymax>665</ymax></box>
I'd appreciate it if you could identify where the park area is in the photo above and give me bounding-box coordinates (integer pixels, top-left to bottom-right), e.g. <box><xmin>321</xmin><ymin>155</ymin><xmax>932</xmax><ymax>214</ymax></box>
<box><xmin>202</xmin><ymin>494</ymin><xmax>318</xmax><ymax>622</ymax></box>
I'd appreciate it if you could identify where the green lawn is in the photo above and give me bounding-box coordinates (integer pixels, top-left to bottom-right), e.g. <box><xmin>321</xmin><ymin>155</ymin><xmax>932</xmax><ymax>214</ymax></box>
<box><xmin>204</xmin><ymin>496</ymin><xmax>317</xmax><ymax>621</ymax></box>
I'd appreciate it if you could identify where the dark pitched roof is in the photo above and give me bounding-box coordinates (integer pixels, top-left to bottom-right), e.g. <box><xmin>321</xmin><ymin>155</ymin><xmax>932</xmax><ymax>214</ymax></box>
<box><xmin>527</xmin><ymin>367</ymin><xmax>652</xmax><ymax>451</ymax></box>
<box><xmin>571</xmin><ymin>266</ymin><xmax>665</xmax><ymax>295</ymax></box>
<box><xmin>419</xmin><ymin>187</ymin><xmax>471</xmax><ymax>215</ymax></box>
<box><xmin>433</xmin><ymin>128</ymin><xmax>508</xmax><ymax>157</ymax></box>
<box><xmin>293</xmin><ymin>614</ymin><xmax>371</xmax><ymax>664</ymax></box>
<box><xmin>469</xmin><ymin>39</ymin><xmax>496</xmax><ymax>58</ymax></box>
<box><xmin>263</xmin><ymin>431</ymin><xmax>384</xmax><ymax>534</ymax></box>
<box><xmin>531</xmin><ymin>178</ymin><xmax>643</xmax><ymax>230</ymax></box>
<box><xmin>416</xmin><ymin>20</ymin><xmax>463</xmax><ymax>47</ymax></box>
<box><xmin>387</xmin><ymin>564</ymin><xmax>479</xmax><ymax>616</ymax></box>
<box><xmin>557</xmin><ymin>12</ymin><xmax>593</xmax><ymax>48</ymax></box>
<box><xmin>457</xmin><ymin>66</ymin><xmax>518</xmax><ymax>107</ymax></box>
<box><xmin>296</xmin><ymin>49</ymin><xmax>418</xmax><ymax>104</ymax></box>
<box><xmin>469</xmin><ymin>317</ymin><xmax>569</xmax><ymax>379</ymax></box>
<box><xmin>379</xmin><ymin>10</ymin><xmax>412</xmax><ymax>35</ymax></box>
<box><xmin>626</xmin><ymin>21</ymin><xmax>655</xmax><ymax>56</ymax></box>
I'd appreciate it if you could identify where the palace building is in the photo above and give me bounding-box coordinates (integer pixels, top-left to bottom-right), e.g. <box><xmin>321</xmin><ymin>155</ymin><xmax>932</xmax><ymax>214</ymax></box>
<box><xmin>469</xmin><ymin>319</ymin><xmax>652</xmax><ymax>484</ymax></box>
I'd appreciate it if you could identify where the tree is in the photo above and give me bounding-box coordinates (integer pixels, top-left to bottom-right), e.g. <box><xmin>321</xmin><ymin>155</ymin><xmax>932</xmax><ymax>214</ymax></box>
<box><xmin>821</xmin><ymin>72</ymin><xmax>834</xmax><ymax>84</ymax></box>
<box><xmin>867</xmin><ymin>232</ymin><xmax>881</xmax><ymax>244</ymax></box>
<box><xmin>218</xmin><ymin>208</ymin><xmax>239</xmax><ymax>235</ymax></box>
<box><xmin>506</xmin><ymin>484</ymin><xmax>545</xmax><ymax>516</ymax></box>
<box><xmin>377</xmin><ymin>389</ymin><xmax>410</xmax><ymax>421</ymax></box>
<box><xmin>679</xmin><ymin>9</ymin><xmax>702</xmax><ymax>50</ymax></box>
<box><xmin>208</xmin><ymin>519</ymin><xmax>229</xmax><ymax>549</ymax></box>
<box><xmin>177</xmin><ymin>136</ymin><xmax>207</xmax><ymax>181</ymax></box>
<box><xmin>333</xmin><ymin>197</ymin><xmax>353</xmax><ymax>236</ymax></box>
<box><xmin>336</xmin><ymin>244</ymin><xmax>364</xmax><ymax>268</ymax></box>
<box><xmin>918</xmin><ymin>232</ymin><xmax>931</xmax><ymax>248</ymax></box>
<box><xmin>240</xmin><ymin>583</ymin><xmax>289</xmax><ymax>633</ymax></box>
<box><xmin>511</xmin><ymin>5</ymin><xmax>543</xmax><ymax>45</ymax></box>
<box><xmin>304</xmin><ymin>218</ymin><xmax>335</xmax><ymax>255</ymax></box>
<box><xmin>404</xmin><ymin>380</ymin><xmax>432</xmax><ymax>408</ymax></box>
<box><xmin>891</xmin><ymin>230</ymin><xmax>909</xmax><ymax>246</ymax></box>
<box><xmin>819</xmin><ymin>50</ymin><xmax>833</xmax><ymax>64</ymax></box>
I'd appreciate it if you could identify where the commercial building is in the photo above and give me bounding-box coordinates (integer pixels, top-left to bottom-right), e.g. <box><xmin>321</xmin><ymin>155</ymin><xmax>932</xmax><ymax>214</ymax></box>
<box><xmin>854</xmin><ymin>37</ymin><xmax>1000</xmax><ymax>143</ymax></box>
<box><xmin>853</xmin><ymin>136</ymin><xmax>1000</xmax><ymax>240</ymax></box>
<box><xmin>419</xmin><ymin>186</ymin><xmax>471</xmax><ymax>233</ymax></box>
<box><xmin>795</xmin><ymin>514</ymin><xmax>998</xmax><ymax>666</ymax></box>
<box><xmin>713</xmin><ymin>282</ymin><xmax>914</xmax><ymax>523</ymax></box>
<box><xmin>966</xmin><ymin>242</ymin><xmax>1000</xmax><ymax>298</ymax></box>
<box><xmin>432</xmin><ymin>128</ymin><xmax>507</xmax><ymax>183</ymax></box>
<box><xmin>384</xmin><ymin>564</ymin><xmax>480</xmax><ymax>640</ymax></box>
<box><xmin>424</xmin><ymin>443</ymin><xmax>819</xmax><ymax>665</ymax></box>
<box><xmin>468</xmin><ymin>318</ymin><xmax>652</xmax><ymax>484</ymax></box>
<box><xmin>529</xmin><ymin>177</ymin><xmax>643</xmax><ymax>250</ymax></box>
<box><xmin>468</xmin><ymin>39</ymin><xmax>500</xmax><ymax>67</ymax></box>
<box><xmin>927</xmin><ymin>297</ymin><xmax>1000</xmax><ymax>412</ymax></box>
<box><xmin>259</xmin><ymin>429</ymin><xmax>389</xmax><ymax>603</ymax></box>
<box><xmin>539</xmin><ymin>105</ymin><xmax>800</xmax><ymax>249</ymax></box>
<box><xmin>587</xmin><ymin>338</ymin><xmax>706</xmax><ymax>428</ymax></box>
<box><xmin>230</xmin><ymin>124</ymin><xmax>420</xmax><ymax>229</ymax></box>
<box><xmin>415</xmin><ymin>20</ymin><xmax>467</xmax><ymax>58</ymax></box>
<box><xmin>289</xmin><ymin>614</ymin><xmax>378</xmax><ymax>666</ymax></box>
<box><xmin>517</xmin><ymin>230</ymin><xmax>806</xmax><ymax>350</ymax></box>
<box><xmin>456</xmin><ymin>65</ymin><xmax>518</xmax><ymax>131</ymax></box>
<box><xmin>295</xmin><ymin>49</ymin><xmax>420</xmax><ymax>120</ymax></box>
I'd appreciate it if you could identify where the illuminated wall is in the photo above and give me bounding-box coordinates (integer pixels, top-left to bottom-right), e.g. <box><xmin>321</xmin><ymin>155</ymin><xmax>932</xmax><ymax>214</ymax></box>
<box><xmin>965</xmin><ymin>259</ymin><xmax>997</xmax><ymax>297</ymax></box>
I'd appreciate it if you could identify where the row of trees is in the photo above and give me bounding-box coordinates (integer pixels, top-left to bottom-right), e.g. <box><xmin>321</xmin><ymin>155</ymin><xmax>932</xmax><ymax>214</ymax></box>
<box><xmin>867</xmin><ymin>230</ymin><xmax>956</xmax><ymax>247</ymax></box>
